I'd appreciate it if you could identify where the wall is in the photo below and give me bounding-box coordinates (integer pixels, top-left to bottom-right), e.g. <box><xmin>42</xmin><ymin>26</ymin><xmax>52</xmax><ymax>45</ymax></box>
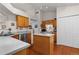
<box><xmin>31</xmin><ymin>20</ymin><xmax>39</xmax><ymax>34</ymax></box>
<box><xmin>6</xmin><ymin>15</ymin><xmax>16</xmax><ymax>31</ymax></box>
<box><xmin>30</xmin><ymin>10</ymin><xmax>41</xmax><ymax>34</ymax></box>
<box><xmin>41</xmin><ymin>11</ymin><xmax>56</xmax><ymax>20</ymax></box>
<box><xmin>0</xmin><ymin>3</ymin><xmax>17</xmax><ymax>32</ymax></box>
<box><xmin>57</xmin><ymin>5</ymin><xmax>79</xmax><ymax>48</ymax></box>
<box><xmin>0</xmin><ymin>14</ymin><xmax>16</xmax><ymax>31</ymax></box>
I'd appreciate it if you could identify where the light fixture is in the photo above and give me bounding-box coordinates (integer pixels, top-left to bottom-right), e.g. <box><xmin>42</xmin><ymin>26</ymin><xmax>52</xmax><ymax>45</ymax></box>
<box><xmin>40</xmin><ymin>4</ymin><xmax>43</xmax><ymax>10</ymax></box>
<box><xmin>46</xmin><ymin>4</ymin><xmax>48</xmax><ymax>9</ymax></box>
<box><xmin>0</xmin><ymin>13</ymin><xmax>3</xmax><ymax>16</ymax></box>
<box><xmin>40</xmin><ymin>4</ymin><xmax>48</xmax><ymax>10</ymax></box>
<box><xmin>35</xmin><ymin>9</ymin><xmax>39</xmax><ymax>15</ymax></box>
<box><xmin>46</xmin><ymin>6</ymin><xmax>48</xmax><ymax>8</ymax></box>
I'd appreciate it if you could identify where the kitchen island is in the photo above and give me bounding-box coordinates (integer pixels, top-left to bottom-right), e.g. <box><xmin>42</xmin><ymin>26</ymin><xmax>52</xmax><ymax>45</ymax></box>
<box><xmin>0</xmin><ymin>36</ymin><xmax>30</xmax><ymax>55</ymax></box>
<box><xmin>29</xmin><ymin>33</ymin><xmax>55</xmax><ymax>55</ymax></box>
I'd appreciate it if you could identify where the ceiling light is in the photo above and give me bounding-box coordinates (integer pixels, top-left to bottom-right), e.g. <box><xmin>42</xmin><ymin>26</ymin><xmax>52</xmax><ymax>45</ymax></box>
<box><xmin>46</xmin><ymin>4</ymin><xmax>48</xmax><ymax>9</ymax></box>
<box><xmin>35</xmin><ymin>9</ymin><xmax>39</xmax><ymax>15</ymax></box>
<box><xmin>46</xmin><ymin>6</ymin><xmax>48</xmax><ymax>8</ymax></box>
<box><xmin>0</xmin><ymin>13</ymin><xmax>3</xmax><ymax>16</ymax></box>
<box><xmin>40</xmin><ymin>4</ymin><xmax>43</xmax><ymax>9</ymax></box>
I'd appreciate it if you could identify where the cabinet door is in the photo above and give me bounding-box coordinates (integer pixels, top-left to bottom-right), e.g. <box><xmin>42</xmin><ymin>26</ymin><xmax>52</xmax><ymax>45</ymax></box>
<box><xmin>33</xmin><ymin>35</ymin><xmax>53</xmax><ymax>55</ymax></box>
<box><xmin>41</xmin><ymin>19</ymin><xmax>56</xmax><ymax>28</ymax></box>
<box><xmin>33</xmin><ymin>35</ymin><xmax>55</xmax><ymax>55</ymax></box>
<box><xmin>26</xmin><ymin>33</ymin><xmax>31</xmax><ymax>44</ymax></box>
<box><xmin>16</xmin><ymin>15</ymin><xmax>29</xmax><ymax>28</ymax></box>
<box><xmin>24</xmin><ymin>17</ymin><xmax>29</xmax><ymax>27</ymax></box>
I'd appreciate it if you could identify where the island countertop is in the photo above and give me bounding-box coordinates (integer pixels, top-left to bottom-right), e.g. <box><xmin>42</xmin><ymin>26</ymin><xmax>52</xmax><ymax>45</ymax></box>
<box><xmin>34</xmin><ymin>33</ymin><xmax>54</xmax><ymax>37</ymax></box>
<box><xmin>0</xmin><ymin>36</ymin><xmax>30</xmax><ymax>55</ymax></box>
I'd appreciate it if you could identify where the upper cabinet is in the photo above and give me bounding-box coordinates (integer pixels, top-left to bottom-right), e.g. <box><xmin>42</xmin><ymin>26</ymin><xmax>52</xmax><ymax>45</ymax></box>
<box><xmin>41</xmin><ymin>18</ymin><xmax>56</xmax><ymax>29</ymax></box>
<box><xmin>16</xmin><ymin>15</ymin><xmax>29</xmax><ymax>28</ymax></box>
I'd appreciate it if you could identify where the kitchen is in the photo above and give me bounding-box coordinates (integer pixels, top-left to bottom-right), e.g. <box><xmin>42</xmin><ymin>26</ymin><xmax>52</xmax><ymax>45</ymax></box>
<box><xmin>0</xmin><ymin>3</ymin><xmax>79</xmax><ymax>55</ymax></box>
<box><xmin>0</xmin><ymin>3</ymin><xmax>56</xmax><ymax>55</ymax></box>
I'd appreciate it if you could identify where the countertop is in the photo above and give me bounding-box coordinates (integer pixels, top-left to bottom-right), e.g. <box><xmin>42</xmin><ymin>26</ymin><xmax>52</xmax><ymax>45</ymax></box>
<box><xmin>0</xmin><ymin>29</ymin><xmax>32</xmax><ymax>36</ymax></box>
<box><xmin>0</xmin><ymin>36</ymin><xmax>30</xmax><ymax>55</ymax></box>
<box><xmin>34</xmin><ymin>32</ymin><xmax>54</xmax><ymax>37</ymax></box>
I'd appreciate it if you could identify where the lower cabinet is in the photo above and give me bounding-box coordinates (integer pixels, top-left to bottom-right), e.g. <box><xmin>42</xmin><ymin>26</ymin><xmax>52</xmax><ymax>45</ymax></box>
<box><xmin>31</xmin><ymin>35</ymin><xmax>55</xmax><ymax>55</ymax></box>
<box><xmin>26</xmin><ymin>33</ymin><xmax>31</xmax><ymax>44</ymax></box>
<box><xmin>11</xmin><ymin>33</ymin><xmax>31</xmax><ymax>43</ymax></box>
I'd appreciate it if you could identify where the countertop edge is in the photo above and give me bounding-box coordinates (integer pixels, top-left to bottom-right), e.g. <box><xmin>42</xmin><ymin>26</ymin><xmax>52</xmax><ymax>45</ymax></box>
<box><xmin>6</xmin><ymin>44</ymin><xmax>30</xmax><ymax>55</ymax></box>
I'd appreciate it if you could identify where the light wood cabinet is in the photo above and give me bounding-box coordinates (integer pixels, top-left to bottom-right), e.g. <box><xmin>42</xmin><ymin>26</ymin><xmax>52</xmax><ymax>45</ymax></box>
<box><xmin>31</xmin><ymin>35</ymin><xmax>55</xmax><ymax>55</ymax></box>
<box><xmin>16</xmin><ymin>15</ymin><xmax>29</xmax><ymax>28</ymax></box>
<box><xmin>41</xmin><ymin>18</ymin><xmax>56</xmax><ymax>28</ymax></box>
<box><xmin>26</xmin><ymin>33</ymin><xmax>31</xmax><ymax>44</ymax></box>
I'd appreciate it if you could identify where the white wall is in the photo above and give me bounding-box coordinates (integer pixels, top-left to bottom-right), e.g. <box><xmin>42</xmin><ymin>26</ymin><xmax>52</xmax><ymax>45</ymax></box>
<box><xmin>6</xmin><ymin>15</ymin><xmax>16</xmax><ymax>31</ymax></box>
<box><xmin>0</xmin><ymin>14</ymin><xmax>16</xmax><ymax>31</ymax></box>
<box><xmin>31</xmin><ymin>20</ymin><xmax>39</xmax><ymax>34</ymax></box>
<box><xmin>57</xmin><ymin>5</ymin><xmax>79</xmax><ymax>48</ymax></box>
<box><xmin>30</xmin><ymin>10</ymin><xmax>41</xmax><ymax>34</ymax></box>
<box><xmin>41</xmin><ymin>11</ymin><xmax>56</xmax><ymax>20</ymax></box>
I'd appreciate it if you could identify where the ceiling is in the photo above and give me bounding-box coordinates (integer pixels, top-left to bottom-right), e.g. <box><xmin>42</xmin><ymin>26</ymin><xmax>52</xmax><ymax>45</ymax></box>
<box><xmin>0</xmin><ymin>3</ymin><xmax>79</xmax><ymax>19</ymax></box>
<box><xmin>11</xmin><ymin>3</ymin><xmax>79</xmax><ymax>12</ymax></box>
<box><xmin>0</xmin><ymin>4</ymin><xmax>14</xmax><ymax>16</ymax></box>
